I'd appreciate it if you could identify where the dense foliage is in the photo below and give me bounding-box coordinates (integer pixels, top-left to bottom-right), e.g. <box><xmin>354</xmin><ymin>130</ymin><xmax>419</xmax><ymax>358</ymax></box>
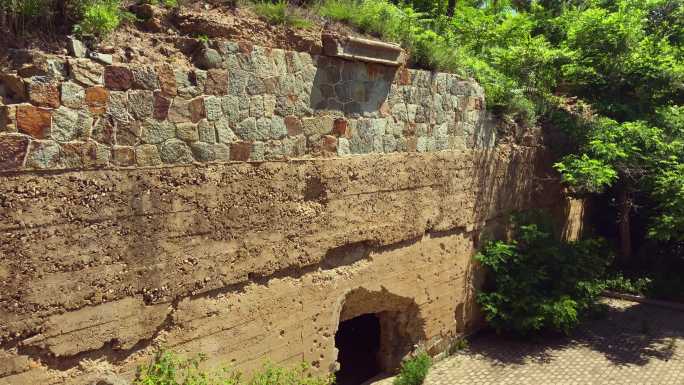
<box><xmin>135</xmin><ymin>350</ymin><xmax>334</xmax><ymax>385</ymax></box>
<box><xmin>317</xmin><ymin>0</ymin><xmax>684</xmax><ymax>274</ymax></box>
<box><xmin>475</xmin><ymin>219</ymin><xmax>612</xmax><ymax>335</ymax></box>
<box><xmin>393</xmin><ymin>352</ymin><xmax>432</xmax><ymax>385</ymax></box>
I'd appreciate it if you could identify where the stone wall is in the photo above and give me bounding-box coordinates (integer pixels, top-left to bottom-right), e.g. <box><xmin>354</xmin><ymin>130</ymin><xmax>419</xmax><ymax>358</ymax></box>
<box><xmin>0</xmin><ymin>38</ymin><xmax>577</xmax><ymax>385</ymax></box>
<box><xmin>0</xmin><ymin>41</ymin><xmax>492</xmax><ymax>172</ymax></box>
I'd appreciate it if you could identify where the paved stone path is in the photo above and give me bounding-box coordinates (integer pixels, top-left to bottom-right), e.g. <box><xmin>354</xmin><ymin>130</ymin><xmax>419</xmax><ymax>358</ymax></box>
<box><xmin>374</xmin><ymin>298</ymin><xmax>684</xmax><ymax>385</ymax></box>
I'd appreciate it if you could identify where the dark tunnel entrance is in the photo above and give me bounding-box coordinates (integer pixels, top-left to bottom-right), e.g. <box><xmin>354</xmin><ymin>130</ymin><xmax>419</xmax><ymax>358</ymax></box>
<box><xmin>334</xmin><ymin>313</ymin><xmax>382</xmax><ymax>385</ymax></box>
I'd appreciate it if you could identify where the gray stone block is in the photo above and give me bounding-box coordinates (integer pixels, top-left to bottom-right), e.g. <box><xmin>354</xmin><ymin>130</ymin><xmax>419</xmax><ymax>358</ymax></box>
<box><xmin>140</xmin><ymin>119</ymin><xmax>175</xmax><ymax>144</ymax></box>
<box><xmin>159</xmin><ymin>139</ymin><xmax>194</xmax><ymax>163</ymax></box>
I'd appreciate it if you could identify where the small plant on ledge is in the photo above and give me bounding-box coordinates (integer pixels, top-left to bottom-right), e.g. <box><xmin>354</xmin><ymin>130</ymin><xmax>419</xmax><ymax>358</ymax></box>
<box><xmin>393</xmin><ymin>351</ymin><xmax>432</xmax><ymax>385</ymax></box>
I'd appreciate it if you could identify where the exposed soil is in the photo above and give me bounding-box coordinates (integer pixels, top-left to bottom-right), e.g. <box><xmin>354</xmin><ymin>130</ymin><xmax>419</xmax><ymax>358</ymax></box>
<box><xmin>0</xmin><ymin>1</ymin><xmax>374</xmax><ymax>71</ymax></box>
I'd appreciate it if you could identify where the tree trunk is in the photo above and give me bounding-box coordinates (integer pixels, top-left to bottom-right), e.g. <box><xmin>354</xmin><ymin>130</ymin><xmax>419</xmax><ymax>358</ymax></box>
<box><xmin>446</xmin><ymin>0</ymin><xmax>456</xmax><ymax>17</ymax></box>
<box><xmin>617</xmin><ymin>186</ymin><xmax>632</xmax><ymax>263</ymax></box>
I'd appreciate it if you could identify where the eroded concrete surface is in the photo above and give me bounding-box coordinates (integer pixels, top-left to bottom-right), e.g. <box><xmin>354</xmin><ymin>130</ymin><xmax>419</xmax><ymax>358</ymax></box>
<box><xmin>0</xmin><ymin>147</ymin><xmax>580</xmax><ymax>384</ymax></box>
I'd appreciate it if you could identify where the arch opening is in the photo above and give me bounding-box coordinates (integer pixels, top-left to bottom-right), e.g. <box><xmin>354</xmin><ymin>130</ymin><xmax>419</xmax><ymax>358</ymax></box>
<box><xmin>334</xmin><ymin>288</ymin><xmax>426</xmax><ymax>385</ymax></box>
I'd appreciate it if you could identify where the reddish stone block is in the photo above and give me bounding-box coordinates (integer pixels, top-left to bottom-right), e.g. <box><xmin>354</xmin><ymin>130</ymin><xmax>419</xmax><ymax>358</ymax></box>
<box><xmin>168</xmin><ymin>97</ymin><xmax>205</xmax><ymax>124</ymax></box>
<box><xmin>188</xmin><ymin>97</ymin><xmax>206</xmax><ymax>123</ymax></box>
<box><xmin>238</xmin><ymin>41</ymin><xmax>253</xmax><ymax>55</ymax></box>
<box><xmin>0</xmin><ymin>105</ymin><xmax>18</xmax><ymax>132</ymax></box>
<box><xmin>398</xmin><ymin>67</ymin><xmax>411</xmax><ymax>85</ymax></box>
<box><xmin>379</xmin><ymin>101</ymin><xmax>391</xmax><ymax>118</ymax></box>
<box><xmin>0</xmin><ymin>74</ymin><xmax>27</xmax><ymax>101</ymax></box>
<box><xmin>85</xmin><ymin>86</ymin><xmax>109</xmax><ymax>115</ymax></box>
<box><xmin>16</xmin><ymin>105</ymin><xmax>51</xmax><ymax>139</ymax></box>
<box><xmin>111</xmin><ymin>146</ymin><xmax>136</xmax><ymax>166</ymax></box>
<box><xmin>153</xmin><ymin>91</ymin><xmax>171</xmax><ymax>120</ymax></box>
<box><xmin>320</xmin><ymin>135</ymin><xmax>337</xmax><ymax>156</ymax></box>
<box><xmin>332</xmin><ymin>118</ymin><xmax>351</xmax><ymax>138</ymax></box>
<box><xmin>406</xmin><ymin>136</ymin><xmax>418</xmax><ymax>152</ymax></box>
<box><xmin>104</xmin><ymin>65</ymin><xmax>133</xmax><ymax>91</ymax></box>
<box><xmin>467</xmin><ymin>96</ymin><xmax>484</xmax><ymax>111</ymax></box>
<box><xmin>155</xmin><ymin>63</ymin><xmax>177</xmax><ymax>97</ymax></box>
<box><xmin>230</xmin><ymin>141</ymin><xmax>252</xmax><ymax>161</ymax></box>
<box><xmin>0</xmin><ymin>134</ymin><xmax>30</xmax><ymax>170</ymax></box>
<box><xmin>284</xmin><ymin>115</ymin><xmax>302</xmax><ymax>136</ymax></box>
<box><xmin>205</xmin><ymin>69</ymin><xmax>229</xmax><ymax>96</ymax></box>
<box><xmin>402</xmin><ymin>122</ymin><xmax>416</xmax><ymax>136</ymax></box>
<box><xmin>28</xmin><ymin>80</ymin><xmax>60</xmax><ymax>108</ymax></box>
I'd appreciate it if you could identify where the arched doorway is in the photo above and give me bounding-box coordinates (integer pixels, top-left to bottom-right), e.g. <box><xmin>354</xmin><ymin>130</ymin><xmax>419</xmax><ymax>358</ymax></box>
<box><xmin>334</xmin><ymin>288</ymin><xmax>425</xmax><ymax>385</ymax></box>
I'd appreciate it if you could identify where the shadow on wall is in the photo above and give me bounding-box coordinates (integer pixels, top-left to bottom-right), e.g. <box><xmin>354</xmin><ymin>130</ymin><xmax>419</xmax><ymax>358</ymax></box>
<box><xmin>310</xmin><ymin>56</ymin><xmax>395</xmax><ymax>117</ymax></box>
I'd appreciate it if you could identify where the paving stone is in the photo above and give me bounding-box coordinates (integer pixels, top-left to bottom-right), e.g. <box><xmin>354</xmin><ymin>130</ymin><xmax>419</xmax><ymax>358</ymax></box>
<box><xmin>159</xmin><ymin>139</ymin><xmax>194</xmax><ymax>163</ymax></box>
<box><xmin>16</xmin><ymin>105</ymin><xmax>52</xmax><ymax>139</ymax></box>
<box><xmin>135</xmin><ymin>144</ymin><xmax>162</xmax><ymax>166</ymax></box>
<box><xmin>249</xmin><ymin>95</ymin><xmax>264</xmax><ymax>118</ymax></box>
<box><xmin>319</xmin><ymin>135</ymin><xmax>337</xmax><ymax>156</ymax></box>
<box><xmin>0</xmin><ymin>133</ymin><xmax>30</xmax><ymax>170</ymax></box>
<box><xmin>263</xmin><ymin>94</ymin><xmax>276</xmax><ymax>117</ymax></box>
<box><xmin>372</xmin><ymin>299</ymin><xmax>684</xmax><ymax>385</ymax></box>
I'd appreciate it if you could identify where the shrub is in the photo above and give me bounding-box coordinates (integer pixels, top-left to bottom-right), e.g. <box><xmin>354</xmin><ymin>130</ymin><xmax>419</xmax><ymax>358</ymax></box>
<box><xmin>247</xmin><ymin>362</ymin><xmax>333</xmax><ymax>385</ymax></box>
<box><xmin>447</xmin><ymin>338</ymin><xmax>469</xmax><ymax>355</ymax></box>
<box><xmin>475</xmin><ymin>217</ymin><xmax>612</xmax><ymax>335</ymax></box>
<box><xmin>135</xmin><ymin>350</ymin><xmax>333</xmax><ymax>385</ymax></box>
<box><xmin>393</xmin><ymin>352</ymin><xmax>432</xmax><ymax>385</ymax></box>
<box><xmin>251</xmin><ymin>0</ymin><xmax>312</xmax><ymax>28</ymax></box>
<box><xmin>140</xmin><ymin>0</ymin><xmax>179</xmax><ymax>7</ymax></box>
<box><xmin>601</xmin><ymin>274</ymin><xmax>652</xmax><ymax>296</ymax></box>
<box><xmin>73</xmin><ymin>0</ymin><xmax>127</xmax><ymax>38</ymax></box>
